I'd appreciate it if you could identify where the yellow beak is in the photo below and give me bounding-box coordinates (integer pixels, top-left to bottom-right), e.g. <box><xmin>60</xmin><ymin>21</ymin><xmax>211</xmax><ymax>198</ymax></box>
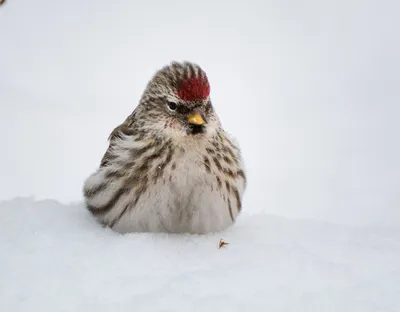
<box><xmin>188</xmin><ymin>113</ymin><xmax>206</xmax><ymax>125</ymax></box>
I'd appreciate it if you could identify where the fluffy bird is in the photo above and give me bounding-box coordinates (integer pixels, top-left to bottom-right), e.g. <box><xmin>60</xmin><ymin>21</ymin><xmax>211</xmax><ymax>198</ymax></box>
<box><xmin>83</xmin><ymin>61</ymin><xmax>246</xmax><ymax>234</ymax></box>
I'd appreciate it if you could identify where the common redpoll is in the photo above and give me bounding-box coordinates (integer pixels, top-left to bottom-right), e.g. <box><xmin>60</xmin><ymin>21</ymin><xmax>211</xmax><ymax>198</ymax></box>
<box><xmin>83</xmin><ymin>61</ymin><xmax>246</xmax><ymax>234</ymax></box>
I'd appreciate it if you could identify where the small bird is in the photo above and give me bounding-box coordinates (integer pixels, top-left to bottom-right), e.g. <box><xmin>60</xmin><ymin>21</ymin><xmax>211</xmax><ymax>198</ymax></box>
<box><xmin>83</xmin><ymin>61</ymin><xmax>247</xmax><ymax>234</ymax></box>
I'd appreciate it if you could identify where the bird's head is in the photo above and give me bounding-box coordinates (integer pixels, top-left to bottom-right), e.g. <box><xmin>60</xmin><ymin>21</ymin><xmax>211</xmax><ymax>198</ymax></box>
<box><xmin>135</xmin><ymin>61</ymin><xmax>221</xmax><ymax>139</ymax></box>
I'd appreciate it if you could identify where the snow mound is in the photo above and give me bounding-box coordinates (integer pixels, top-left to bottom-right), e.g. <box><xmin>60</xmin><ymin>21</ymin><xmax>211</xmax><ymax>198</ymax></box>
<box><xmin>1</xmin><ymin>198</ymin><xmax>400</xmax><ymax>312</ymax></box>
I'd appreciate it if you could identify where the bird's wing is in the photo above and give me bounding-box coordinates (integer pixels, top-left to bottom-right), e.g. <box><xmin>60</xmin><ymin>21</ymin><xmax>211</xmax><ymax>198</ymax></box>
<box><xmin>99</xmin><ymin>112</ymin><xmax>136</xmax><ymax>168</ymax></box>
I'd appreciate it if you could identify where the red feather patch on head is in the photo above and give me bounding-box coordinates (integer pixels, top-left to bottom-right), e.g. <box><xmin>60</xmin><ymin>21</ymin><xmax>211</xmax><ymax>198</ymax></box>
<box><xmin>177</xmin><ymin>76</ymin><xmax>210</xmax><ymax>102</ymax></box>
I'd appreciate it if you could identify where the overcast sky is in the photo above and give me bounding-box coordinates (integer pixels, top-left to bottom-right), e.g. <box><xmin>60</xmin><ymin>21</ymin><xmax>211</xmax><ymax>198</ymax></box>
<box><xmin>1</xmin><ymin>0</ymin><xmax>399</xmax><ymax>226</ymax></box>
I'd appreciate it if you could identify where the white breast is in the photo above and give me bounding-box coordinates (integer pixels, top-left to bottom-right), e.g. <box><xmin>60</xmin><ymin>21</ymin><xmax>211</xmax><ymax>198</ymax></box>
<box><xmin>112</xmin><ymin>146</ymin><xmax>241</xmax><ymax>234</ymax></box>
<box><xmin>83</xmin><ymin>130</ymin><xmax>246</xmax><ymax>234</ymax></box>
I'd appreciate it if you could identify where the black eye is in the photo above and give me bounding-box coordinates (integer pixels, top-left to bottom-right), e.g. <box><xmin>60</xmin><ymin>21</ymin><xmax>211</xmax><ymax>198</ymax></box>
<box><xmin>167</xmin><ymin>102</ymin><xmax>177</xmax><ymax>111</ymax></box>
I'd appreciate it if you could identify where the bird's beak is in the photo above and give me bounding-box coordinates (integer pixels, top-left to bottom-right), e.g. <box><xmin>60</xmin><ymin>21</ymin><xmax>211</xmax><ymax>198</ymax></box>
<box><xmin>188</xmin><ymin>113</ymin><xmax>207</xmax><ymax>126</ymax></box>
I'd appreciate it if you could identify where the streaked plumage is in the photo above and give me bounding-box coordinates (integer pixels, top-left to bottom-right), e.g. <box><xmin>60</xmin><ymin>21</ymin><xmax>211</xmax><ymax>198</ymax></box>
<box><xmin>83</xmin><ymin>61</ymin><xmax>246</xmax><ymax>234</ymax></box>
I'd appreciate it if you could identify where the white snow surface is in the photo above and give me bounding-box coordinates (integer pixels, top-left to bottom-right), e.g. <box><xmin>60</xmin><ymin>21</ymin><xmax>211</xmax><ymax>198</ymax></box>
<box><xmin>1</xmin><ymin>197</ymin><xmax>400</xmax><ymax>312</ymax></box>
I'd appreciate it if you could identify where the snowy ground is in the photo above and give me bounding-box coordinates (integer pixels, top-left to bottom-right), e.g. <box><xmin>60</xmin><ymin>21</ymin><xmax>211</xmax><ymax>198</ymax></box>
<box><xmin>1</xmin><ymin>198</ymin><xmax>399</xmax><ymax>312</ymax></box>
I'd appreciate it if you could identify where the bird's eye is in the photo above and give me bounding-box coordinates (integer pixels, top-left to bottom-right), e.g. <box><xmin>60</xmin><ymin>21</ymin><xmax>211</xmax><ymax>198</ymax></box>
<box><xmin>167</xmin><ymin>102</ymin><xmax>178</xmax><ymax>111</ymax></box>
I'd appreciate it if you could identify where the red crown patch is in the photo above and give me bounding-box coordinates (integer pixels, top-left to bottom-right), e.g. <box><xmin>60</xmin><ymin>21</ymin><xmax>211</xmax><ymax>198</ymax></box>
<box><xmin>177</xmin><ymin>76</ymin><xmax>210</xmax><ymax>102</ymax></box>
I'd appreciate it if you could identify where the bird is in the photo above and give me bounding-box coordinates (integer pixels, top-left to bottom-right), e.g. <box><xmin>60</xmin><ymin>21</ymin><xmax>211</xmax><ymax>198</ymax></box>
<box><xmin>82</xmin><ymin>61</ymin><xmax>247</xmax><ymax>234</ymax></box>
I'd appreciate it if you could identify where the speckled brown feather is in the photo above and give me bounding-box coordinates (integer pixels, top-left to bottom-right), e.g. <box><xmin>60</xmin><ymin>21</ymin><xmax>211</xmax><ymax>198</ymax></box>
<box><xmin>82</xmin><ymin>61</ymin><xmax>247</xmax><ymax>234</ymax></box>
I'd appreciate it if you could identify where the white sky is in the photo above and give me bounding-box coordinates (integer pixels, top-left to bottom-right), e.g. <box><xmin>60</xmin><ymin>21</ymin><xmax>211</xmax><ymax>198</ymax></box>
<box><xmin>1</xmin><ymin>0</ymin><xmax>399</xmax><ymax>226</ymax></box>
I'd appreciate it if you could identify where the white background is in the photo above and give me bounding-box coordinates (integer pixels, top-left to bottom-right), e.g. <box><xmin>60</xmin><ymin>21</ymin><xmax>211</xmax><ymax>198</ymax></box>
<box><xmin>1</xmin><ymin>0</ymin><xmax>399</xmax><ymax>226</ymax></box>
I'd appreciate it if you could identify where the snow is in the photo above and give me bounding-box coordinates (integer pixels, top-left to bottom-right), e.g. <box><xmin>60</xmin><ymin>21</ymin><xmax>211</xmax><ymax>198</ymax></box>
<box><xmin>1</xmin><ymin>197</ymin><xmax>399</xmax><ymax>312</ymax></box>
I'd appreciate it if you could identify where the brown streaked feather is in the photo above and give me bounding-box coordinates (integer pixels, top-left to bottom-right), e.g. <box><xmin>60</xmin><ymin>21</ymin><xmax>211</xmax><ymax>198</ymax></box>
<box><xmin>83</xmin><ymin>61</ymin><xmax>246</xmax><ymax>234</ymax></box>
<box><xmin>108</xmin><ymin>176</ymin><xmax>149</xmax><ymax>228</ymax></box>
<box><xmin>232</xmin><ymin>187</ymin><xmax>242</xmax><ymax>212</ymax></box>
<box><xmin>227</xmin><ymin>198</ymin><xmax>234</xmax><ymax>222</ymax></box>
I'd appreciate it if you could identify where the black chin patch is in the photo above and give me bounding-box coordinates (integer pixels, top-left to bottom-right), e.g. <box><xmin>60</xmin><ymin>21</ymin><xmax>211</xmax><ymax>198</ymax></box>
<box><xmin>188</xmin><ymin>125</ymin><xmax>205</xmax><ymax>135</ymax></box>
